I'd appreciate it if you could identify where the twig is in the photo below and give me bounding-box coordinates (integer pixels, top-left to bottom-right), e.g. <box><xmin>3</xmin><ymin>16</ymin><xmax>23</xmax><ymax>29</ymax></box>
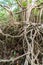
<box><xmin>15</xmin><ymin>9</ymin><xmax>27</xmax><ymax>14</ymax></box>
<box><xmin>16</xmin><ymin>0</ymin><xmax>23</xmax><ymax>8</ymax></box>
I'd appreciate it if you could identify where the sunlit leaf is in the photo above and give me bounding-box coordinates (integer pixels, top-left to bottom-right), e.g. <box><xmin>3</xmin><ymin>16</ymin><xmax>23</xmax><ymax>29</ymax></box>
<box><xmin>28</xmin><ymin>0</ymin><xmax>32</xmax><ymax>3</ymax></box>
<box><xmin>22</xmin><ymin>1</ymin><xmax>27</xmax><ymax>7</ymax></box>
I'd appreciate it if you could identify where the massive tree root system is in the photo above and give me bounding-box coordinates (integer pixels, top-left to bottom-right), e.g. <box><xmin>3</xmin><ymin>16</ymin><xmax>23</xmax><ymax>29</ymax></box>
<box><xmin>0</xmin><ymin>22</ymin><xmax>43</xmax><ymax>65</ymax></box>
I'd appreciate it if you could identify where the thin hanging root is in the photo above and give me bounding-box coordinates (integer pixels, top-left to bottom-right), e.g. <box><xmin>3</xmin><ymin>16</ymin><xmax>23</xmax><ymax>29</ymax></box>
<box><xmin>23</xmin><ymin>24</ymin><xmax>43</xmax><ymax>65</ymax></box>
<box><xmin>39</xmin><ymin>8</ymin><xmax>43</xmax><ymax>23</ymax></box>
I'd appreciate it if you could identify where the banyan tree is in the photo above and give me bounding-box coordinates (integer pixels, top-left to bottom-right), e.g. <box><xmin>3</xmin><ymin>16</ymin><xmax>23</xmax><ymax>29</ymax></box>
<box><xmin>0</xmin><ymin>0</ymin><xmax>43</xmax><ymax>65</ymax></box>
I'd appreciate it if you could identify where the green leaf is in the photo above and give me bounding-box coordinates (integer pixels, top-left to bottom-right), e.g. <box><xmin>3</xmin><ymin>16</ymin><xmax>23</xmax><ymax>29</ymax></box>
<box><xmin>28</xmin><ymin>0</ymin><xmax>32</xmax><ymax>3</ymax></box>
<box><xmin>14</xmin><ymin>51</ymin><xmax>16</xmax><ymax>56</ymax></box>
<box><xmin>36</xmin><ymin>0</ymin><xmax>43</xmax><ymax>4</ymax></box>
<box><xmin>22</xmin><ymin>1</ymin><xmax>27</xmax><ymax>7</ymax></box>
<box><xmin>33</xmin><ymin>8</ymin><xmax>39</xmax><ymax>16</ymax></box>
<box><xmin>39</xmin><ymin>0</ymin><xmax>43</xmax><ymax>3</ymax></box>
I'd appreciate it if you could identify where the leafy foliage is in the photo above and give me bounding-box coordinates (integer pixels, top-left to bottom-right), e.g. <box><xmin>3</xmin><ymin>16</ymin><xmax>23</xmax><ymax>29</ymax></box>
<box><xmin>0</xmin><ymin>0</ymin><xmax>43</xmax><ymax>24</ymax></box>
<box><xmin>32</xmin><ymin>8</ymin><xmax>39</xmax><ymax>16</ymax></box>
<box><xmin>0</xmin><ymin>8</ymin><xmax>9</xmax><ymax>24</ymax></box>
<box><xmin>22</xmin><ymin>1</ymin><xmax>27</xmax><ymax>7</ymax></box>
<box><xmin>28</xmin><ymin>0</ymin><xmax>32</xmax><ymax>3</ymax></box>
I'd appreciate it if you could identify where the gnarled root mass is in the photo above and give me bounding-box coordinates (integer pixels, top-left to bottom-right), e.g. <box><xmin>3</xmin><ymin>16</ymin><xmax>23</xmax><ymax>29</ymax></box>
<box><xmin>0</xmin><ymin>22</ymin><xmax>43</xmax><ymax>65</ymax></box>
